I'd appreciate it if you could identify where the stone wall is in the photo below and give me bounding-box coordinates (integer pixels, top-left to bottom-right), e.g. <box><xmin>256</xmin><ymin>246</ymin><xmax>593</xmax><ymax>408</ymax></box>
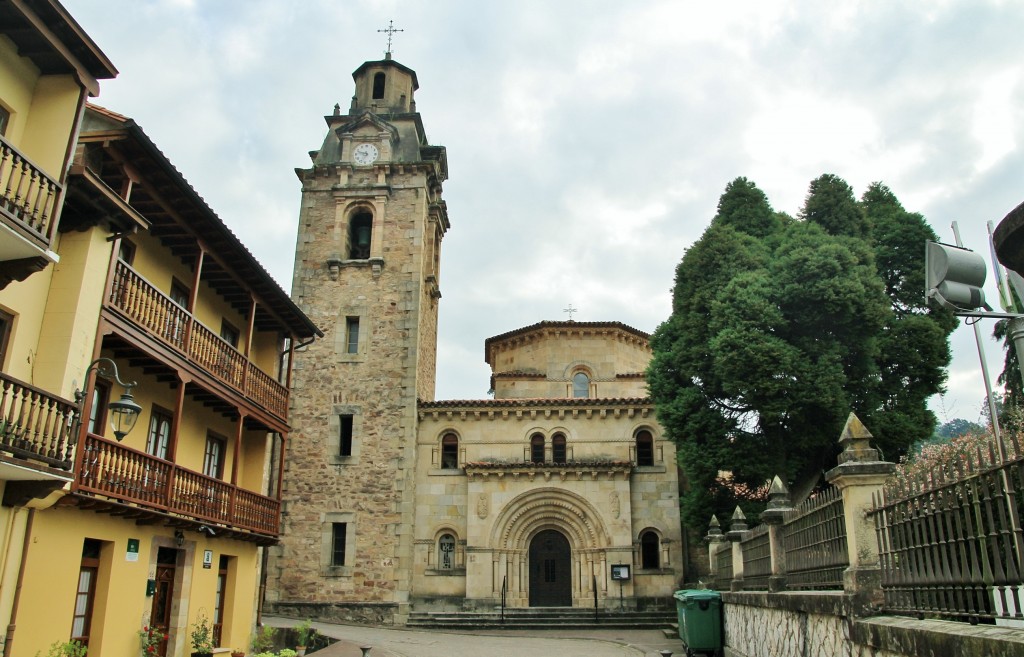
<box><xmin>721</xmin><ymin>591</ymin><xmax>1024</xmax><ymax>657</ymax></box>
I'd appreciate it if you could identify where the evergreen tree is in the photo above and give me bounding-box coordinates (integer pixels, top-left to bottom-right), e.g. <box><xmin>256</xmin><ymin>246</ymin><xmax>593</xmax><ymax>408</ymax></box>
<box><xmin>648</xmin><ymin>176</ymin><xmax>955</xmax><ymax>530</ymax></box>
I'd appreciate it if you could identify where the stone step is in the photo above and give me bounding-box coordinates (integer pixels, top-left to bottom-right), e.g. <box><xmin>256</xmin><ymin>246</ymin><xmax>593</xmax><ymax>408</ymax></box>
<box><xmin>406</xmin><ymin>608</ymin><xmax>676</xmax><ymax>630</ymax></box>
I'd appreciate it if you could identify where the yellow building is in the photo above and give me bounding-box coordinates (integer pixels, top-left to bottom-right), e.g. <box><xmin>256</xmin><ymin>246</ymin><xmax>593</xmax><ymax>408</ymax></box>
<box><xmin>1</xmin><ymin>99</ymin><xmax>321</xmax><ymax>655</ymax></box>
<box><xmin>0</xmin><ymin>1</ymin><xmax>117</xmax><ymax>655</ymax></box>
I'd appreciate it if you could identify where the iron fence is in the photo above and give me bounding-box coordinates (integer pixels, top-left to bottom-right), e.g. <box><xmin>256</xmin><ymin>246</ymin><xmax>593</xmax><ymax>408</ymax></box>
<box><xmin>870</xmin><ymin>438</ymin><xmax>1024</xmax><ymax>622</ymax></box>
<box><xmin>783</xmin><ymin>486</ymin><xmax>848</xmax><ymax>589</ymax></box>
<box><xmin>740</xmin><ymin>524</ymin><xmax>771</xmax><ymax>590</ymax></box>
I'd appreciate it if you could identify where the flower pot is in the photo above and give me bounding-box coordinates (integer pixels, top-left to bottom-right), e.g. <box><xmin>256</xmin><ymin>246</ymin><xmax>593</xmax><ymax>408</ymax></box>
<box><xmin>297</xmin><ymin>648</ymin><xmax>307</xmax><ymax>656</ymax></box>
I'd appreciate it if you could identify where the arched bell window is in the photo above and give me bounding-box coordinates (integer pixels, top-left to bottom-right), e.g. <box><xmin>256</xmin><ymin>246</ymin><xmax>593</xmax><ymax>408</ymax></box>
<box><xmin>372</xmin><ymin>72</ymin><xmax>386</xmax><ymax>100</ymax></box>
<box><xmin>530</xmin><ymin>433</ymin><xmax>545</xmax><ymax>464</ymax></box>
<box><xmin>552</xmin><ymin>433</ymin><xmax>567</xmax><ymax>464</ymax></box>
<box><xmin>441</xmin><ymin>433</ymin><xmax>459</xmax><ymax>469</ymax></box>
<box><xmin>349</xmin><ymin>211</ymin><xmax>373</xmax><ymax>259</ymax></box>
<box><xmin>635</xmin><ymin>429</ymin><xmax>654</xmax><ymax>467</ymax></box>
<box><xmin>572</xmin><ymin>371</ymin><xmax>590</xmax><ymax>398</ymax></box>
<box><xmin>640</xmin><ymin>530</ymin><xmax>660</xmax><ymax>569</ymax></box>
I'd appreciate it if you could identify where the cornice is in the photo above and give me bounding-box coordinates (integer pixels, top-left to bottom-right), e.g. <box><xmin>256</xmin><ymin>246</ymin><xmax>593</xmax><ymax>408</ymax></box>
<box><xmin>464</xmin><ymin>460</ymin><xmax>633</xmax><ymax>482</ymax></box>
<box><xmin>417</xmin><ymin>398</ymin><xmax>653</xmax><ymax>422</ymax></box>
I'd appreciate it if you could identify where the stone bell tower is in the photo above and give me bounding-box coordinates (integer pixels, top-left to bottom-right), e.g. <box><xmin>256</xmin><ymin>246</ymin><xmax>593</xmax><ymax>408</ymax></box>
<box><xmin>266</xmin><ymin>53</ymin><xmax>449</xmax><ymax>623</ymax></box>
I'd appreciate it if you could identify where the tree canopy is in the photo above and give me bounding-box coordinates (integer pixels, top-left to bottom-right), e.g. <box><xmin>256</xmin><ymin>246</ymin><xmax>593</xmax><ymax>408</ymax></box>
<box><xmin>648</xmin><ymin>175</ymin><xmax>956</xmax><ymax>530</ymax></box>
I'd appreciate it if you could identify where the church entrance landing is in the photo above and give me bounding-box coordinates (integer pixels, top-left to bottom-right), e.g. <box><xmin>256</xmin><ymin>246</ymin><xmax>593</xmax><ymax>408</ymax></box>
<box><xmin>528</xmin><ymin>529</ymin><xmax>571</xmax><ymax>607</ymax></box>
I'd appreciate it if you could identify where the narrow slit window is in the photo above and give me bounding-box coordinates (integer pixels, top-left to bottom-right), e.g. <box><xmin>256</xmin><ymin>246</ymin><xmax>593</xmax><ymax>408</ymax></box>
<box><xmin>332</xmin><ymin>523</ymin><xmax>347</xmax><ymax>566</ymax></box>
<box><xmin>346</xmin><ymin>317</ymin><xmax>360</xmax><ymax>354</ymax></box>
<box><xmin>340</xmin><ymin>414</ymin><xmax>354</xmax><ymax>457</ymax></box>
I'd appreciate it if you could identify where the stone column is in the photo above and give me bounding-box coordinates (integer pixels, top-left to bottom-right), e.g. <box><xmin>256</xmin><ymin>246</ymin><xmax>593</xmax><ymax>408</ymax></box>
<box><xmin>726</xmin><ymin>507</ymin><xmax>749</xmax><ymax>592</ymax></box>
<box><xmin>705</xmin><ymin>515</ymin><xmax>726</xmax><ymax>589</ymax></box>
<box><xmin>824</xmin><ymin>413</ymin><xmax>895</xmax><ymax>614</ymax></box>
<box><xmin>759</xmin><ymin>476</ymin><xmax>794</xmax><ymax>592</ymax></box>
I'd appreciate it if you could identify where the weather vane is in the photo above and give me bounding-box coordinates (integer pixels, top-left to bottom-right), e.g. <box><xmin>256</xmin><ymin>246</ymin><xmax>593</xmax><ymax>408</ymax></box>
<box><xmin>378</xmin><ymin>20</ymin><xmax>404</xmax><ymax>56</ymax></box>
<box><xmin>563</xmin><ymin>304</ymin><xmax>578</xmax><ymax>321</ymax></box>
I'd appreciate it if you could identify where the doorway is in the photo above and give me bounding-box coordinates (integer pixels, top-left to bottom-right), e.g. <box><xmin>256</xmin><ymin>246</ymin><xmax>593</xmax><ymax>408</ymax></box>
<box><xmin>528</xmin><ymin>529</ymin><xmax>572</xmax><ymax>607</ymax></box>
<box><xmin>150</xmin><ymin>547</ymin><xmax>178</xmax><ymax>657</ymax></box>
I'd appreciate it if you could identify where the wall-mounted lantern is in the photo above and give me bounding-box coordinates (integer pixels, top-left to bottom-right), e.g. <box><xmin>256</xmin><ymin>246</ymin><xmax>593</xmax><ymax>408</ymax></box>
<box><xmin>75</xmin><ymin>357</ymin><xmax>142</xmax><ymax>441</ymax></box>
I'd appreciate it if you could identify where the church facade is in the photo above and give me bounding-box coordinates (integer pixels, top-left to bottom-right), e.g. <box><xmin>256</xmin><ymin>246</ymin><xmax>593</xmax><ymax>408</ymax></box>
<box><xmin>266</xmin><ymin>55</ymin><xmax>683</xmax><ymax>623</ymax></box>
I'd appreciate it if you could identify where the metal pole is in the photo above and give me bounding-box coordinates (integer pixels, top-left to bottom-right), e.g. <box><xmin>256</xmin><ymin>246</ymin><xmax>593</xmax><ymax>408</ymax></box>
<box><xmin>952</xmin><ymin>223</ymin><xmax>1006</xmax><ymax>460</ymax></box>
<box><xmin>955</xmin><ymin>222</ymin><xmax>1024</xmax><ymax>575</ymax></box>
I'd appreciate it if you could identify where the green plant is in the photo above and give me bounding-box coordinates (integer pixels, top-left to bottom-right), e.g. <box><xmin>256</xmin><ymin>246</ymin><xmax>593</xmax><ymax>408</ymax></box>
<box><xmin>279</xmin><ymin>650</ymin><xmax>298</xmax><ymax>657</ymax></box>
<box><xmin>252</xmin><ymin>652</ymin><xmax>275</xmax><ymax>657</ymax></box>
<box><xmin>293</xmin><ymin>619</ymin><xmax>314</xmax><ymax>646</ymax></box>
<box><xmin>37</xmin><ymin>641</ymin><xmax>87</xmax><ymax>657</ymax></box>
<box><xmin>190</xmin><ymin>610</ymin><xmax>214</xmax><ymax>655</ymax></box>
<box><xmin>251</xmin><ymin>625</ymin><xmax>276</xmax><ymax>654</ymax></box>
<box><xmin>139</xmin><ymin>625</ymin><xmax>166</xmax><ymax>656</ymax></box>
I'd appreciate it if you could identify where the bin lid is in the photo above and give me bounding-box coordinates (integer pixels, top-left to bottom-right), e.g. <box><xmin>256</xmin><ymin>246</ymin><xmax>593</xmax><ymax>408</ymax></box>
<box><xmin>673</xmin><ymin>589</ymin><xmax>721</xmax><ymax>601</ymax></box>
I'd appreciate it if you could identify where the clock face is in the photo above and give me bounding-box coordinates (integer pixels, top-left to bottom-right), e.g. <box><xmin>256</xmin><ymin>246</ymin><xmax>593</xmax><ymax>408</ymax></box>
<box><xmin>353</xmin><ymin>143</ymin><xmax>379</xmax><ymax>165</ymax></box>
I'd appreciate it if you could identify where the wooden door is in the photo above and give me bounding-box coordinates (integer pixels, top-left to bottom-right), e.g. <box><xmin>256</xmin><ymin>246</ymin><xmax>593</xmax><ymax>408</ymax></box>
<box><xmin>150</xmin><ymin>547</ymin><xmax>178</xmax><ymax>657</ymax></box>
<box><xmin>529</xmin><ymin>530</ymin><xmax>572</xmax><ymax>607</ymax></box>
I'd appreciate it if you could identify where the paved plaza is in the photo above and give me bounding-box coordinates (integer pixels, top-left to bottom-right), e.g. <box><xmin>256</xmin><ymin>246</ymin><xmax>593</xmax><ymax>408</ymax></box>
<box><xmin>264</xmin><ymin>616</ymin><xmax>686</xmax><ymax>657</ymax></box>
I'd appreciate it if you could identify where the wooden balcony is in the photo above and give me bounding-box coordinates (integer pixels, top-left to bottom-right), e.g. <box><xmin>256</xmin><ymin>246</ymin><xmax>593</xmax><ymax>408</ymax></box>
<box><xmin>0</xmin><ymin>371</ymin><xmax>77</xmax><ymax>471</ymax></box>
<box><xmin>0</xmin><ymin>134</ymin><xmax>61</xmax><ymax>255</ymax></box>
<box><xmin>75</xmin><ymin>433</ymin><xmax>279</xmax><ymax>536</ymax></box>
<box><xmin>108</xmin><ymin>261</ymin><xmax>289</xmax><ymax>420</ymax></box>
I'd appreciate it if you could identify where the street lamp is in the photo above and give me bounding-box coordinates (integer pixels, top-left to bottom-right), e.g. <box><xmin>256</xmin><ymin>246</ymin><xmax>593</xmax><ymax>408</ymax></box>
<box><xmin>75</xmin><ymin>357</ymin><xmax>143</xmax><ymax>441</ymax></box>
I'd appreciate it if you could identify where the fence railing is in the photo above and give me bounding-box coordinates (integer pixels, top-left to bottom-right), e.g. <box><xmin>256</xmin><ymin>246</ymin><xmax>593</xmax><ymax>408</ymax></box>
<box><xmin>783</xmin><ymin>486</ymin><xmax>848</xmax><ymax>590</ymax></box>
<box><xmin>870</xmin><ymin>437</ymin><xmax>1024</xmax><ymax>623</ymax></box>
<box><xmin>0</xmin><ymin>134</ymin><xmax>61</xmax><ymax>250</ymax></box>
<box><xmin>710</xmin><ymin>413</ymin><xmax>1024</xmax><ymax>628</ymax></box>
<box><xmin>0</xmin><ymin>371</ymin><xmax>77</xmax><ymax>470</ymax></box>
<box><xmin>108</xmin><ymin>260</ymin><xmax>289</xmax><ymax>419</ymax></box>
<box><xmin>75</xmin><ymin>433</ymin><xmax>279</xmax><ymax>535</ymax></box>
<box><xmin>739</xmin><ymin>524</ymin><xmax>771</xmax><ymax>590</ymax></box>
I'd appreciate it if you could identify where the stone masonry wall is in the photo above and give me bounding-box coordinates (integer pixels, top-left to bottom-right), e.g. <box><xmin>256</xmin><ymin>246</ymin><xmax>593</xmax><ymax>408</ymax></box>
<box><xmin>266</xmin><ymin>164</ymin><xmax>434</xmax><ymax>624</ymax></box>
<box><xmin>721</xmin><ymin>592</ymin><xmax>1024</xmax><ymax>657</ymax></box>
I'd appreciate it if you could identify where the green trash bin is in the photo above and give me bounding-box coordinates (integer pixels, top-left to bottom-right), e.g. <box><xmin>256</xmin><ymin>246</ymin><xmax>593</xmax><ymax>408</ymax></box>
<box><xmin>673</xmin><ymin>589</ymin><xmax>722</xmax><ymax>657</ymax></box>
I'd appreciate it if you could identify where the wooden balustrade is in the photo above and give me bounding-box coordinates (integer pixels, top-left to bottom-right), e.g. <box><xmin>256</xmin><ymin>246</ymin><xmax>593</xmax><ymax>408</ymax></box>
<box><xmin>0</xmin><ymin>371</ymin><xmax>77</xmax><ymax>470</ymax></box>
<box><xmin>0</xmin><ymin>135</ymin><xmax>61</xmax><ymax>248</ymax></box>
<box><xmin>76</xmin><ymin>434</ymin><xmax>279</xmax><ymax>535</ymax></box>
<box><xmin>108</xmin><ymin>261</ymin><xmax>289</xmax><ymax>420</ymax></box>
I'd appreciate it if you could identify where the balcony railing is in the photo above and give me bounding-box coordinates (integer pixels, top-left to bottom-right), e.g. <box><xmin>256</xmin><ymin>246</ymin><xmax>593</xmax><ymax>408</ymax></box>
<box><xmin>109</xmin><ymin>261</ymin><xmax>288</xmax><ymax>419</ymax></box>
<box><xmin>0</xmin><ymin>135</ymin><xmax>61</xmax><ymax>250</ymax></box>
<box><xmin>76</xmin><ymin>433</ymin><xmax>280</xmax><ymax>535</ymax></box>
<box><xmin>0</xmin><ymin>371</ymin><xmax>77</xmax><ymax>470</ymax></box>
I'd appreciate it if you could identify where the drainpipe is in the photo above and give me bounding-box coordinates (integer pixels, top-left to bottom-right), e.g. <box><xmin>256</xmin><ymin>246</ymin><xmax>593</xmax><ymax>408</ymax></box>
<box><xmin>3</xmin><ymin>508</ymin><xmax>35</xmax><ymax>657</ymax></box>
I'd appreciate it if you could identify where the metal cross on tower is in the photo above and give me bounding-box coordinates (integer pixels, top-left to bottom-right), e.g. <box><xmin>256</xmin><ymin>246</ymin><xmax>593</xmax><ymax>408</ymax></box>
<box><xmin>378</xmin><ymin>20</ymin><xmax>404</xmax><ymax>56</ymax></box>
<box><xmin>563</xmin><ymin>304</ymin><xmax>578</xmax><ymax>321</ymax></box>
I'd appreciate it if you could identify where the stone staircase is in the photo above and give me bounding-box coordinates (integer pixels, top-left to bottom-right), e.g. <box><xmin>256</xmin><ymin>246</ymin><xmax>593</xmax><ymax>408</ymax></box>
<box><xmin>406</xmin><ymin>606</ymin><xmax>677</xmax><ymax>631</ymax></box>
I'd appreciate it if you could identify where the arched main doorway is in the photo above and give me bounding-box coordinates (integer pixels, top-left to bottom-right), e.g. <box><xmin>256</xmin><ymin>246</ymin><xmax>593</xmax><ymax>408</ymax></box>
<box><xmin>528</xmin><ymin>529</ymin><xmax>572</xmax><ymax>607</ymax></box>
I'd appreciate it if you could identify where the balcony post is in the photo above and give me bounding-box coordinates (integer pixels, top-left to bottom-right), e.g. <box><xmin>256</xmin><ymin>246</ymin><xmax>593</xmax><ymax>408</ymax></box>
<box><xmin>824</xmin><ymin>413</ymin><xmax>895</xmax><ymax>615</ymax></box>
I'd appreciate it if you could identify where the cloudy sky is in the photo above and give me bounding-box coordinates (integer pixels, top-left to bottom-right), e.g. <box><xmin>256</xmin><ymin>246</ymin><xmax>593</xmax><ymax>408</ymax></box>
<box><xmin>63</xmin><ymin>0</ymin><xmax>1022</xmax><ymax>424</ymax></box>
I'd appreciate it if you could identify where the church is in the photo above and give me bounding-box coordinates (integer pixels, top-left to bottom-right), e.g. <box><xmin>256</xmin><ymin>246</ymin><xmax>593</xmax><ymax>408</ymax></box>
<box><xmin>265</xmin><ymin>53</ymin><xmax>684</xmax><ymax>623</ymax></box>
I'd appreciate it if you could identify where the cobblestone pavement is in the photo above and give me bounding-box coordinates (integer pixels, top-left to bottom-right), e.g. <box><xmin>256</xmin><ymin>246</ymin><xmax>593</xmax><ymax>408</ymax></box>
<box><xmin>264</xmin><ymin>616</ymin><xmax>687</xmax><ymax>657</ymax></box>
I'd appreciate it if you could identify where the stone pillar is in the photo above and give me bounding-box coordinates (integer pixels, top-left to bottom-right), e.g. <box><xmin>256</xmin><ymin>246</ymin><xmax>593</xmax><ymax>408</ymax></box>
<box><xmin>824</xmin><ymin>413</ymin><xmax>895</xmax><ymax>614</ymax></box>
<box><xmin>759</xmin><ymin>476</ymin><xmax>794</xmax><ymax>593</ymax></box>
<box><xmin>726</xmin><ymin>507</ymin><xmax>749</xmax><ymax>592</ymax></box>
<box><xmin>705</xmin><ymin>515</ymin><xmax>726</xmax><ymax>589</ymax></box>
